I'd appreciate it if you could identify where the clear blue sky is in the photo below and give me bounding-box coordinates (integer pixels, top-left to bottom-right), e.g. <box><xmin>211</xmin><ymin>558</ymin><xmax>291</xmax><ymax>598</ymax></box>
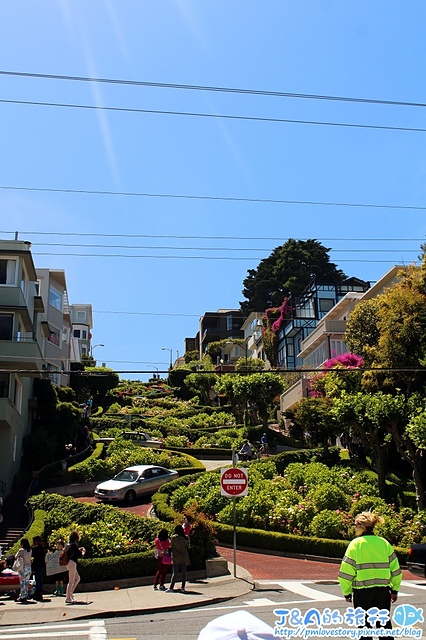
<box><xmin>1</xmin><ymin>2</ymin><xmax>425</xmax><ymax>378</ymax></box>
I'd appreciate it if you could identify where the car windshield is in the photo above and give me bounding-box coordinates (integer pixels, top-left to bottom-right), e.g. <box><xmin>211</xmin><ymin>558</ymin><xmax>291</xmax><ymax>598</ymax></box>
<box><xmin>113</xmin><ymin>470</ymin><xmax>139</xmax><ymax>482</ymax></box>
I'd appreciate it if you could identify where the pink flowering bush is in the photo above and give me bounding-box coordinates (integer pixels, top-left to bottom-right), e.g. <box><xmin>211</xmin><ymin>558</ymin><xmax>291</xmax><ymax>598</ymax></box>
<box><xmin>308</xmin><ymin>353</ymin><xmax>364</xmax><ymax>397</ymax></box>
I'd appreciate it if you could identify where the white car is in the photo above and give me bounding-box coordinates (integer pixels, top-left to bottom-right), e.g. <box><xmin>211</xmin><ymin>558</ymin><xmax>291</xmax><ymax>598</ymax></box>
<box><xmin>119</xmin><ymin>431</ymin><xmax>164</xmax><ymax>448</ymax></box>
<box><xmin>94</xmin><ymin>464</ymin><xmax>178</xmax><ymax>504</ymax></box>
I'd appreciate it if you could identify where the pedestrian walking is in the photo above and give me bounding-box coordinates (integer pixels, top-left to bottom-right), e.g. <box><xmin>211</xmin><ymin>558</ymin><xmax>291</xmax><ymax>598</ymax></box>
<box><xmin>338</xmin><ymin>511</ymin><xmax>402</xmax><ymax>639</ymax></box>
<box><xmin>31</xmin><ymin>536</ymin><xmax>47</xmax><ymax>601</ymax></box>
<box><xmin>15</xmin><ymin>538</ymin><xmax>32</xmax><ymax>603</ymax></box>
<box><xmin>65</xmin><ymin>531</ymin><xmax>86</xmax><ymax>604</ymax></box>
<box><xmin>166</xmin><ymin>525</ymin><xmax>190</xmax><ymax>593</ymax></box>
<box><xmin>153</xmin><ymin>528</ymin><xmax>171</xmax><ymax>591</ymax></box>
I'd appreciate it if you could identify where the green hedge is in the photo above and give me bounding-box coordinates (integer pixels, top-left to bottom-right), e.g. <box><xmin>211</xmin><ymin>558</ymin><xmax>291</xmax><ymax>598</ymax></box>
<box><xmin>70</xmin><ymin>447</ymin><xmax>204</xmax><ymax>482</ymax></box>
<box><xmin>274</xmin><ymin>446</ymin><xmax>341</xmax><ymax>473</ymax></box>
<box><xmin>7</xmin><ymin>509</ymin><xmax>47</xmax><ymax>556</ymax></box>
<box><xmin>78</xmin><ymin>550</ymin><xmax>157</xmax><ymax>582</ymax></box>
<box><xmin>213</xmin><ymin>523</ymin><xmax>408</xmax><ymax>565</ymax></box>
<box><xmin>167</xmin><ymin>447</ymin><xmax>232</xmax><ymax>458</ymax></box>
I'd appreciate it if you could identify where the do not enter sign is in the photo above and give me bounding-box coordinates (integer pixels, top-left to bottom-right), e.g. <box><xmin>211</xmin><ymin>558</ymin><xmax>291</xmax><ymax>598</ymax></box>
<box><xmin>220</xmin><ymin>467</ymin><xmax>248</xmax><ymax>497</ymax></box>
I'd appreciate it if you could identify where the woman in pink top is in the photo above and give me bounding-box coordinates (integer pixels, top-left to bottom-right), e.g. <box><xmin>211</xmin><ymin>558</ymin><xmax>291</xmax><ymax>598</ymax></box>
<box><xmin>153</xmin><ymin>528</ymin><xmax>171</xmax><ymax>590</ymax></box>
<box><xmin>182</xmin><ymin>514</ymin><xmax>192</xmax><ymax>537</ymax></box>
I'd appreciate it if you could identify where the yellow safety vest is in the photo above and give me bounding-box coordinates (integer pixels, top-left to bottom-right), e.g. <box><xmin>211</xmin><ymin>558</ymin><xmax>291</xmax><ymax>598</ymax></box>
<box><xmin>338</xmin><ymin>534</ymin><xmax>402</xmax><ymax>596</ymax></box>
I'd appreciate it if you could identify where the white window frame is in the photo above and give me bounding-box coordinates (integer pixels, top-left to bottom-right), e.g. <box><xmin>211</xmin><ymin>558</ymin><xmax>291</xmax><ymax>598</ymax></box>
<box><xmin>0</xmin><ymin>258</ymin><xmax>17</xmax><ymax>286</ymax></box>
<box><xmin>13</xmin><ymin>375</ymin><xmax>22</xmax><ymax>414</ymax></box>
<box><xmin>49</xmin><ymin>286</ymin><xmax>62</xmax><ymax>311</ymax></box>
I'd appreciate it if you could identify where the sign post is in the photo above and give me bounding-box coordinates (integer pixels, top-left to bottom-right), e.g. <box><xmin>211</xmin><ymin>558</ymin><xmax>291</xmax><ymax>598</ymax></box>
<box><xmin>221</xmin><ymin>467</ymin><xmax>248</xmax><ymax>577</ymax></box>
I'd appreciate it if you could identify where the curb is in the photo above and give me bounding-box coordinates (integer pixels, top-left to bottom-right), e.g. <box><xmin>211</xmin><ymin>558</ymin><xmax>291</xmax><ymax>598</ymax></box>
<box><xmin>52</xmin><ymin>592</ymin><xmax>252</xmax><ymax>622</ymax></box>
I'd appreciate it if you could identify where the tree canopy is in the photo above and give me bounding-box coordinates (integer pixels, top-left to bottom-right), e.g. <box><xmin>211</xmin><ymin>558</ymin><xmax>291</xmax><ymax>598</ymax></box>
<box><xmin>240</xmin><ymin>238</ymin><xmax>346</xmax><ymax>315</ymax></box>
<box><xmin>345</xmin><ymin>264</ymin><xmax>426</xmax><ymax>394</ymax></box>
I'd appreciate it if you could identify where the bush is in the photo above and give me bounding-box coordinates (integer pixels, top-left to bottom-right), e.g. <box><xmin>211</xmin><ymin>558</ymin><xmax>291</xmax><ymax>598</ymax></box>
<box><xmin>274</xmin><ymin>447</ymin><xmax>341</xmax><ymax>474</ymax></box>
<box><xmin>310</xmin><ymin>510</ymin><xmax>346</xmax><ymax>539</ymax></box>
<box><xmin>26</xmin><ymin>491</ymin><xmax>217</xmax><ymax>575</ymax></box>
<box><xmin>71</xmin><ymin>440</ymin><xmax>203</xmax><ymax>482</ymax></box>
<box><xmin>7</xmin><ymin>509</ymin><xmax>47</xmax><ymax>556</ymax></box>
<box><xmin>310</xmin><ymin>484</ymin><xmax>350</xmax><ymax>511</ymax></box>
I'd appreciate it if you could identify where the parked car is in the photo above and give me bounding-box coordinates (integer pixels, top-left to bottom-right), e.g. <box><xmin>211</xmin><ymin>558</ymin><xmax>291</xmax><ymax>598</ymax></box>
<box><xmin>118</xmin><ymin>431</ymin><xmax>164</xmax><ymax>448</ymax></box>
<box><xmin>94</xmin><ymin>464</ymin><xmax>178</xmax><ymax>504</ymax></box>
<box><xmin>407</xmin><ymin>543</ymin><xmax>426</xmax><ymax>578</ymax></box>
<box><xmin>0</xmin><ymin>571</ymin><xmax>19</xmax><ymax>597</ymax></box>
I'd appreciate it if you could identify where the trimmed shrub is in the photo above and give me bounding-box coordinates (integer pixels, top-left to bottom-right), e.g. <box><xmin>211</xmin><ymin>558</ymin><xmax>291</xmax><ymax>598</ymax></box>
<box><xmin>309</xmin><ymin>510</ymin><xmax>346</xmax><ymax>539</ymax></box>
<box><xmin>7</xmin><ymin>509</ymin><xmax>47</xmax><ymax>556</ymax></box>
<box><xmin>274</xmin><ymin>447</ymin><xmax>341</xmax><ymax>474</ymax></box>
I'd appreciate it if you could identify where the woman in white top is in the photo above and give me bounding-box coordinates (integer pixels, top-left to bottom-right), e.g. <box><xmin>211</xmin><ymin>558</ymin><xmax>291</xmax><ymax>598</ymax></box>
<box><xmin>15</xmin><ymin>537</ymin><xmax>32</xmax><ymax>603</ymax></box>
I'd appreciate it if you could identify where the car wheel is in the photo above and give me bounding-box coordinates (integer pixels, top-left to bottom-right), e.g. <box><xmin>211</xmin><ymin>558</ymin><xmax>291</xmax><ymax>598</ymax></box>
<box><xmin>124</xmin><ymin>490</ymin><xmax>136</xmax><ymax>505</ymax></box>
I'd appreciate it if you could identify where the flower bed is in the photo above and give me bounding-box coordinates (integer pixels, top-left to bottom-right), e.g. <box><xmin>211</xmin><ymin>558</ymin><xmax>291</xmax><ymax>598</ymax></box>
<box><xmin>152</xmin><ymin>455</ymin><xmax>416</xmax><ymax>557</ymax></box>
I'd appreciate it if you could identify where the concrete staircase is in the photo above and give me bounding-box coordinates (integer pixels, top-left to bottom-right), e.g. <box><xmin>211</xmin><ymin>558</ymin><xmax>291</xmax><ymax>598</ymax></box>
<box><xmin>0</xmin><ymin>488</ymin><xmax>28</xmax><ymax>555</ymax></box>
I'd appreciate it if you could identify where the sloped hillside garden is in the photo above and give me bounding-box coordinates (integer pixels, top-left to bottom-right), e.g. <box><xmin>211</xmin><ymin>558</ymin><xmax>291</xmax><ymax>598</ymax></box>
<box><xmin>26</xmin><ymin>492</ymin><xmax>216</xmax><ymax>582</ymax></box>
<box><xmin>162</xmin><ymin>458</ymin><xmax>424</xmax><ymax>550</ymax></box>
<box><xmin>71</xmin><ymin>437</ymin><xmax>203</xmax><ymax>482</ymax></box>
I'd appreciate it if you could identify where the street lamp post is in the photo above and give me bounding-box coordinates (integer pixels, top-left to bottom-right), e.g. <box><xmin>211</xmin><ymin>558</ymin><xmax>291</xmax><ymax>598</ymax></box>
<box><xmin>161</xmin><ymin>347</ymin><xmax>173</xmax><ymax>368</ymax></box>
<box><xmin>90</xmin><ymin>343</ymin><xmax>105</xmax><ymax>357</ymax></box>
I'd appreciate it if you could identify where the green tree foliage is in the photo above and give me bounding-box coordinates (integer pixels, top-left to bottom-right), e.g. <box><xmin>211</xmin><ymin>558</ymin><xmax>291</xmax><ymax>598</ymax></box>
<box><xmin>184</xmin><ymin>350</ymin><xmax>199</xmax><ymax>364</ymax></box>
<box><xmin>215</xmin><ymin>373</ymin><xmax>285</xmax><ymax>427</ymax></box>
<box><xmin>70</xmin><ymin>366</ymin><xmax>119</xmax><ymax>405</ymax></box>
<box><xmin>240</xmin><ymin>239</ymin><xmax>346</xmax><ymax>315</ymax></box>
<box><xmin>291</xmin><ymin>397</ymin><xmax>337</xmax><ymax>458</ymax></box>
<box><xmin>184</xmin><ymin>372</ymin><xmax>218</xmax><ymax>405</ymax></box>
<box><xmin>332</xmin><ymin>391</ymin><xmax>406</xmax><ymax>500</ymax></box>
<box><xmin>22</xmin><ymin>379</ymin><xmax>82</xmax><ymax>470</ymax></box>
<box><xmin>344</xmin><ymin>298</ymin><xmax>381</xmax><ymax>365</ymax></box>
<box><xmin>345</xmin><ymin>265</ymin><xmax>426</xmax><ymax>394</ymax></box>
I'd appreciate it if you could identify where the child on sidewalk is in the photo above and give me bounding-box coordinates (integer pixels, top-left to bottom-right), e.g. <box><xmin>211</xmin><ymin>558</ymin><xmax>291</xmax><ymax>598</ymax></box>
<box><xmin>53</xmin><ymin>539</ymin><xmax>66</xmax><ymax>596</ymax></box>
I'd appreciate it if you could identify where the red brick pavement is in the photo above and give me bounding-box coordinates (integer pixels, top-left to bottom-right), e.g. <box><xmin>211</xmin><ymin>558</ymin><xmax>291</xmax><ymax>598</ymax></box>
<box><xmin>75</xmin><ymin>496</ymin><xmax>152</xmax><ymax>517</ymax></box>
<box><xmin>216</xmin><ymin>546</ymin><xmax>415</xmax><ymax>582</ymax></box>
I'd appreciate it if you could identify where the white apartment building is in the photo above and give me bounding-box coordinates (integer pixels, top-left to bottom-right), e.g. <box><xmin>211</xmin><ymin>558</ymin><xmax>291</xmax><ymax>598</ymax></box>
<box><xmin>69</xmin><ymin>304</ymin><xmax>93</xmax><ymax>361</ymax></box>
<box><xmin>0</xmin><ymin>239</ymin><xmax>95</xmax><ymax>499</ymax></box>
<box><xmin>36</xmin><ymin>269</ymin><xmax>71</xmax><ymax>387</ymax></box>
<box><xmin>279</xmin><ymin>265</ymin><xmax>408</xmax><ymax>416</ymax></box>
<box><xmin>0</xmin><ymin>240</ymin><xmax>44</xmax><ymax>498</ymax></box>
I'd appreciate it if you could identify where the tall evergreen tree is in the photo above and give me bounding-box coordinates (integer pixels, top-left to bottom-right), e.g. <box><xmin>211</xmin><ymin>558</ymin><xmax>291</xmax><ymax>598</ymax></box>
<box><xmin>240</xmin><ymin>238</ymin><xmax>346</xmax><ymax>315</ymax></box>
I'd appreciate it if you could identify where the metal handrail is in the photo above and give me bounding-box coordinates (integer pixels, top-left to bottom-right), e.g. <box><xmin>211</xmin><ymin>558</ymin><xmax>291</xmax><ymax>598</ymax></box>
<box><xmin>26</xmin><ymin>443</ymin><xmax>93</xmax><ymax>499</ymax></box>
<box><xmin>24</xmin><ymin>443</ymin><xmax>93</xmax><ymax>538</ymax></box>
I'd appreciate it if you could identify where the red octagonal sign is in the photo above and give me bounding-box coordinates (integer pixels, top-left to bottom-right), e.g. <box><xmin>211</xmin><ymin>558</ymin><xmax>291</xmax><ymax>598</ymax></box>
<box><xmin>220</xmin><ymin>467</ymin><xmax>248</xmax><ymax>497</ymax></box>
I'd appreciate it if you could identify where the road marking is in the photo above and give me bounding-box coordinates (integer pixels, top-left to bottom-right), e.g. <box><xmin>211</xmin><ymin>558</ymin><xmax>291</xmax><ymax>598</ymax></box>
<box><xmin>244</xmin><ymin>597</ymin><xmax>277</xmax><ymax>606</ymax></box>
<box><xmin>192</xmin><ymin>580</ymin><xmax>419</xmax><ymax>614</ymax></box>
<box><xmin>401</xmin><ymin>580</ymin><xmax>426</xmax><ymax>590</ymax></box>
<box><xmin>0</xmin><ymin>619</ymin><xmax>107</xmax><ymax>640</ymax></box>
<box><xmin>275</xmin><ymin>581</ymin><xmax>340</xmax><ymax>601</ymax></box>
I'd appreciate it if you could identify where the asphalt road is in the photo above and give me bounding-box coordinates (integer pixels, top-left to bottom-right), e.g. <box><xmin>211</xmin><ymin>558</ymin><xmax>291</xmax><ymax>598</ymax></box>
<box><xmin>3</xmin><ymin>580</ymin><xmax>425</xmax><ymax>640</ymax></box>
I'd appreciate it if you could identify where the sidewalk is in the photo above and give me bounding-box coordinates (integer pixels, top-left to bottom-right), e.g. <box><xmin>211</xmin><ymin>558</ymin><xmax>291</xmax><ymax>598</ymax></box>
<box><xmin>0</xmin><ymin>566</ymin><xmax>253</xmax><ymax>627</ymax></box>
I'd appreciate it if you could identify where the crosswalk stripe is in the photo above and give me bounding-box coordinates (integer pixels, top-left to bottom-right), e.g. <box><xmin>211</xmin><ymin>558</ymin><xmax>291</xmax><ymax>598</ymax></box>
<box><xmin>0</xmin><ymin>632</ymin><xmax>90</xmax><ymax>639</ymax></box>
<box><xmin>0</xmin><ymin>619</ymin><xmax>107</xmax><ymax>640</ymax></box>
<box><xmin>0</xmin><ymin>622</ymin><xmax>101</xmax><ymax>633</ymax></box>
<box><xmin>275</xmin><ymin>580</ymin><xmax>341</xmax><ymax>601</ymax></box>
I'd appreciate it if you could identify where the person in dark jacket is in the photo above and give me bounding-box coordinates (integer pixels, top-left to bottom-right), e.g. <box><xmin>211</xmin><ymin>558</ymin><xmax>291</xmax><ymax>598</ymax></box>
<box><xmin>166</xmin><ymin>525</ymin><xmax>190</xmax><ymax>593</ymax></box>
<box><xmin>65</xmin><ymin>531</ymin><xmax>86</xmax><ymax>604</ymax></box>
<box><xmin>32</xmin><ymin>536</ymin><xmax>47</xmax><ymax>601</ymax></box>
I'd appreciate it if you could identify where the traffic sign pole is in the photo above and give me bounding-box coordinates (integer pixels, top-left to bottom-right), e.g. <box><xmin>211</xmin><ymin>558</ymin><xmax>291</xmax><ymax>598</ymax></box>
<box><xmin>220</xmin><ymin>467</ymin><xmax>249</xmax><ymax>578</ymax></box>
<box><xmin>233</xmin><ymin>497</ymin><xmax>237</xmax><ymax>577</ymax></box>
